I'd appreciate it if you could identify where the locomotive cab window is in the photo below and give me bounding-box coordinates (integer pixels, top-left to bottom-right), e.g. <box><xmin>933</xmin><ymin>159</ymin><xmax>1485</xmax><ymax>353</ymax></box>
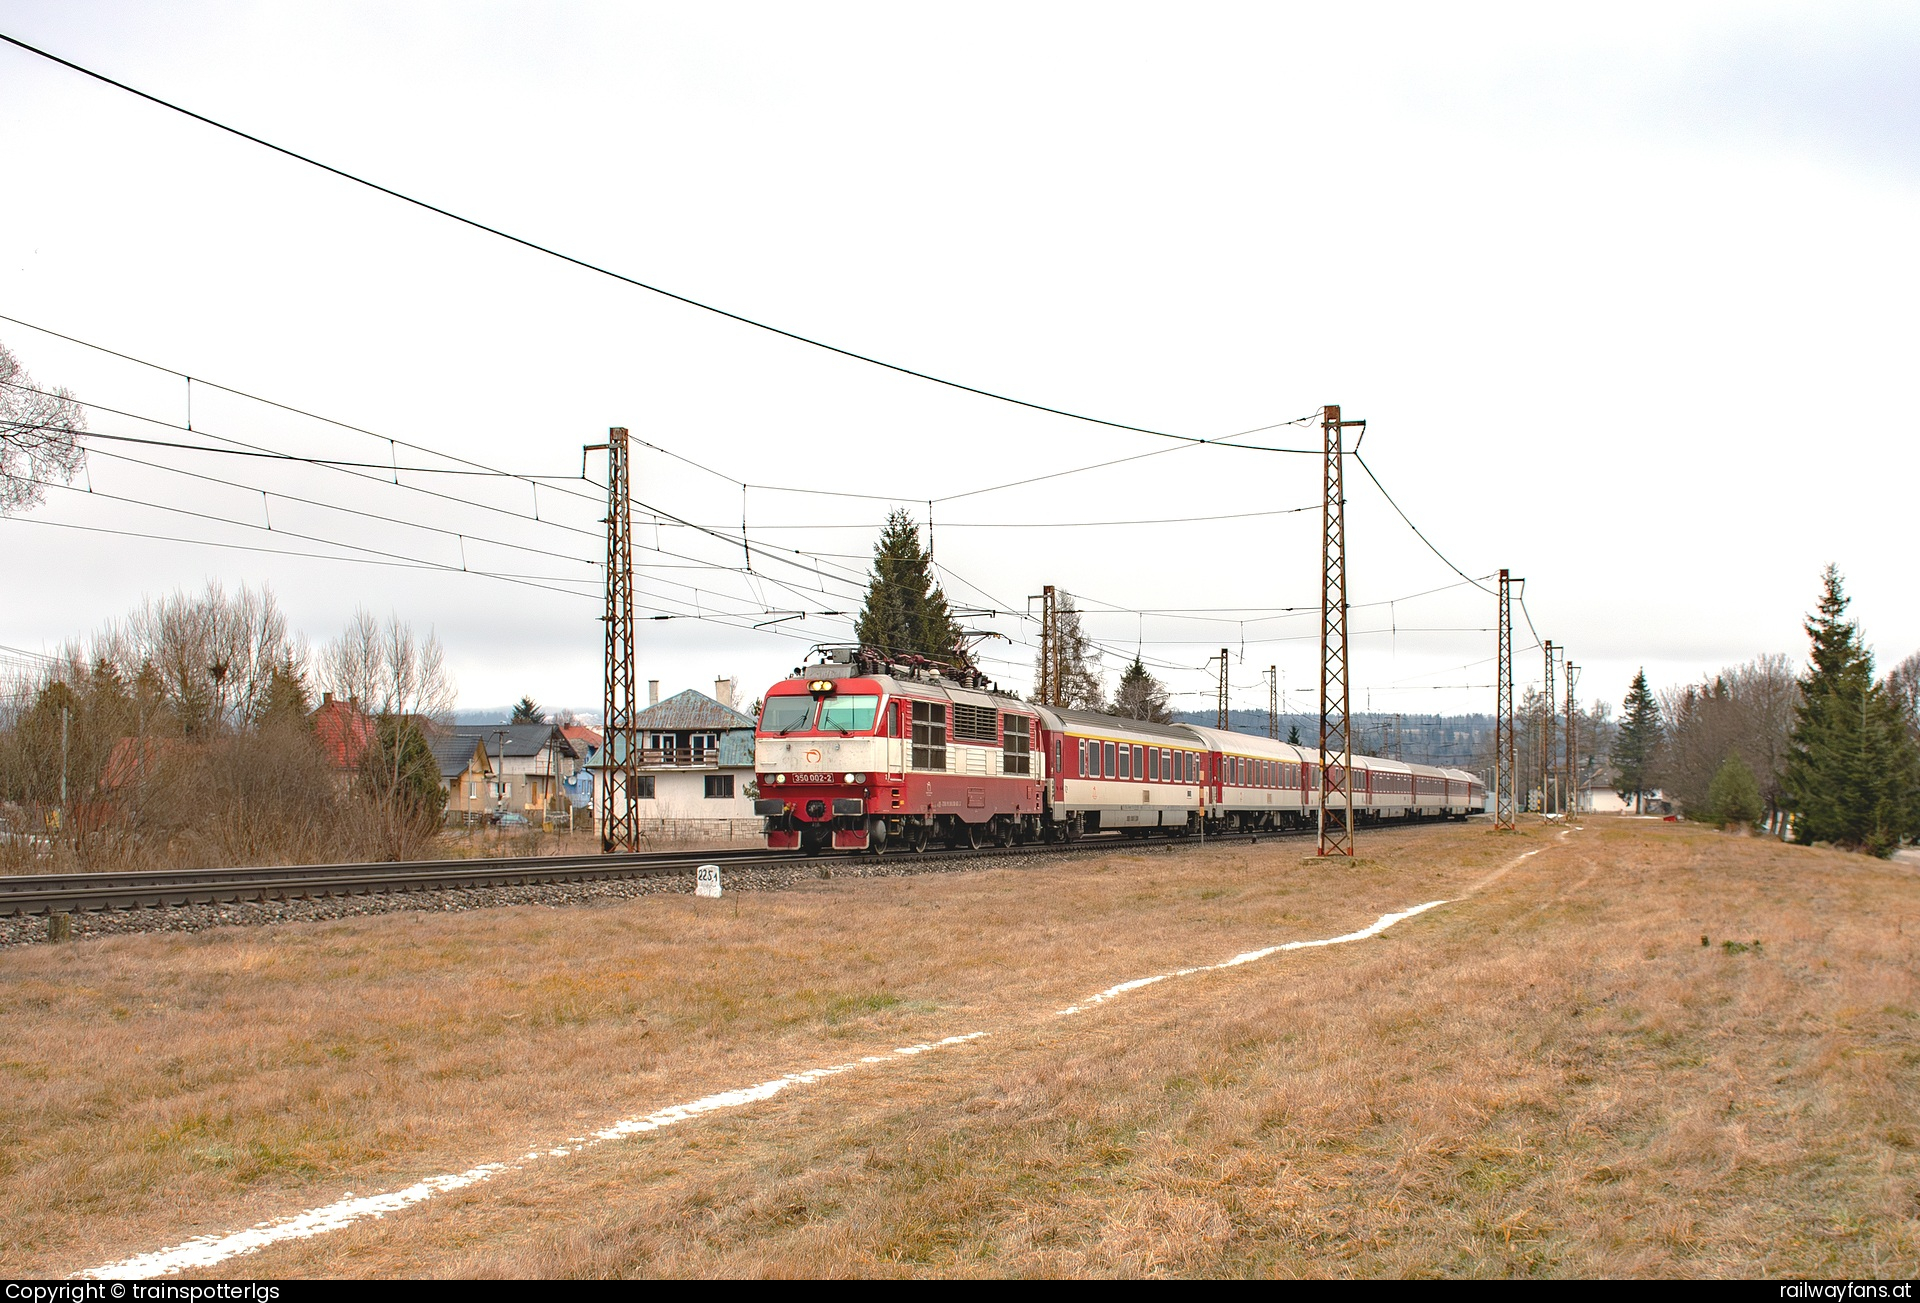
<box><xmin>760</xmin><ymin>696</ymin><xmax>816</xmax><ymax>735</ymax></box>
<box><xmin>911</xmin><ymin>701</ymin><xmax>947</xmax><ymax>770</ymax></box>
<box><xmin>819</xmin><ymin>695</ymin><xmax>879</xmax><ymax>733</ymax></box>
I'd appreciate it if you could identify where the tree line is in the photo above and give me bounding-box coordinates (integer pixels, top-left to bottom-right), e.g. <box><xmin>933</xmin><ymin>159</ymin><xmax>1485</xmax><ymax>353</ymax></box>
<box><xmin>1613</xmin><ymin>567</ymin><xmax>1919</xmax><ymax>855</ymax></box>
<box><xmin>0</xmin><ymin>583</ymin><xmax>458</xmax><ymax>871</ymax></box>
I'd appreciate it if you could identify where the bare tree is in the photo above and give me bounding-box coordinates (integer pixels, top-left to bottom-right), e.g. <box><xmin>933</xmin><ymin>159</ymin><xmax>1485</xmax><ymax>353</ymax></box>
<box><xmin>318</xmin><ymin>609</ymin><xmax>455</xmax><ymax>721</ymax></box>
<box><xmin>318</xmin><ymin>610</ymin><xmax>456</xmax><ymax>859</ymax></box>
<box><xmin>1657</xmin><ymin>655</ymin><xmax>1800</xmax><ymax>832</ymax></box>
<box><xmin>104</xmin><ymin>582</ymin><xmax>295</xmax><ymax>737</ymax></box>
<box><xmin>0</xmin><ymin>341</ymin><xmax>87</xmax><ymax>515</ymax></box>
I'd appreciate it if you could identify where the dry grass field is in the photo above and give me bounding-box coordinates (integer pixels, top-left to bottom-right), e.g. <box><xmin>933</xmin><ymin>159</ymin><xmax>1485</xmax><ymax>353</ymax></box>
<box><xmin>1</xmin><ymin>818</ymin><xmax>1915</xmax><ymax>1278</ymax></box>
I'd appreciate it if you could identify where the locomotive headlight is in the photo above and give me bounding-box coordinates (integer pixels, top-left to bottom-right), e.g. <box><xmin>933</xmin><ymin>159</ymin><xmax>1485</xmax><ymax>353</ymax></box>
<box><xmin>774</xmin><ymin>773</ymin><xmax>787</xmax><ymax>784</ymax></box>
<box><xmin>845</xmin><ymin>772</ymin><xmax>865</xmax><ymax>784</ymax></box>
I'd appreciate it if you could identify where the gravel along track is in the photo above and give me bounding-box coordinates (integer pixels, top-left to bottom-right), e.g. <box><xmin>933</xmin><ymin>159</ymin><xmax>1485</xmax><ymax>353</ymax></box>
<box><xmin>0</xmin><ymin>833</ymin><xmax>1289</xmax><ymax>949</ymax></box>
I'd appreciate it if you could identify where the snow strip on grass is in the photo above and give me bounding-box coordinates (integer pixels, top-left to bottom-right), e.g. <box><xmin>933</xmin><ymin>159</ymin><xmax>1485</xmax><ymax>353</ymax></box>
<box><xmin>1053</xmin><ymin>900</ymin><xmax>1447</xmax><ymax>1015</ymax></box>
<box><xmin>78</xmin><ymin>900</ymin><xmax>1448</xmax><ymax>1279</ymax></box>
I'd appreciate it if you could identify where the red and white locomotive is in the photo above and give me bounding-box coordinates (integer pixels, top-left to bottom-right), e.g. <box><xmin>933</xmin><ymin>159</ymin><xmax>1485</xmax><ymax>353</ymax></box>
<box><xmin>754</xmin><ymin>649</ymin><xmax>1485</xmax><ymax>854</ymax></box>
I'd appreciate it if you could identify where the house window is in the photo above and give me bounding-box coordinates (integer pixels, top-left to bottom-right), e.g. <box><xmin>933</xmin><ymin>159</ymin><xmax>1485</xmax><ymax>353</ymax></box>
<box><xmin>690</xmin><ymin>732</ymin><xmax>719</xmax><ymax>759</ymax></box>
<box><xmin>911</xmin><ymin>701</ymin><xmax>947</xmax><ymax>770</ymax></box>
<box><xmin>1104</xmin><ymin>742</ymin><xmax>1116</xmax><ymax>778</ymax></box>
<box><xmin>468</xmin><ymin>782</ymin><xmax>477</xmax><ymax>800</ymax></box>
<box><xmin>705</xmin><ymin>774</ymin><xmax>735</xmax><ymax>799</ymax></box>
<box><xmin>1002</xmin><ymin>715</ymin><xmax>1031</xmax><ymax>775</ymax></box>
<box><xmin>635</xmin><ymin>775</ymin><xmax>656</xmax><ymax>799</ymax></box>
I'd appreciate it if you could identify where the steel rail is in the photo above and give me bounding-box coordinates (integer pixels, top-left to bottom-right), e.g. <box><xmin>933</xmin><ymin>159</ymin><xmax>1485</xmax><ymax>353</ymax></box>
<box><xmin>0</xmin><ymin>819</ymin><xmax>1465</xmax><ymax>917</ymax></box>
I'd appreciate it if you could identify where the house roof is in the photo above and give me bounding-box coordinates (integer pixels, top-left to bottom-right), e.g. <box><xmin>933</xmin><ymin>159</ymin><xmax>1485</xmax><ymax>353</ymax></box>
<box><xmin>633</xmin><ymin>689</ymin><xmax>755</xmax><ymax>732</ymax></box>
<box><xmin>449</xmin><ymin>723</ymin><xmax>577</xmax><ymax>760</ymax></box>
<box><xmin>312</xmin><ymin>697</ymin><xmax>375</xmax><ymax>770</ymax></box>
<box><xmin>561</xmin><ymin>724</ymin><xmax>602</xmax><ymax>751</ymax></box>
<box><xmin>430</xmin><ymin>735</ymin><xmax>490</xmax><ymax>781</ymax></box>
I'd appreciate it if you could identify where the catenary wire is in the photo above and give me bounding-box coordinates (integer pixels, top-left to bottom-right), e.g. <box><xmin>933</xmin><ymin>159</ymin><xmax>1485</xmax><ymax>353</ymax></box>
<box><xmin>0</xmin><ymin>35</ymin><xmax>1327</xmax><ymax>451</ymax></box>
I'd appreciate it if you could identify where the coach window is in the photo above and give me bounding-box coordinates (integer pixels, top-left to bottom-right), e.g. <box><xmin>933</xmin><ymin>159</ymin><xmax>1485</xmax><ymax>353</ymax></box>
<box><xmin>911</xmin><ymin>701</ymin><xmax>947</xmax><ymax>770</ymax></box>
<box><xmin>1118</xmin><ymin>744</ymin><xmax>1131</xmax><ymax>780</ymax></box>
<box><xmin>1053</xmin><ymin>736</ymin><xmax>1062</xmax><ymax>778</ymax></box>
<box><xmin>1078</xmin><ymin>738</ymin><xmax>1088</xmax><ymax>776</ymax></box>
<box><xmin>1104</xmin><ymin>741</ymin><xmax>1117</xmax><ymax>778</ymax></box>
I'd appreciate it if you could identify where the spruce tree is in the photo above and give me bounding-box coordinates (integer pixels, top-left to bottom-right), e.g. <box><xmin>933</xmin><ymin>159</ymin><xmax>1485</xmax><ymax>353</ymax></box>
<box><xmin>1108</xmin><ymin>658</ymin><xmax>1173</xmax><ymax>723</ymax></box>
<box><xmin>1782</xmin><ymin>566</ymin><xmax>1918</xmax><ymax>855</ymax></box>
<box><xmin>1615</xmin><ymin>669</ymin><xmax>1662</xmax><ymax>813</ymax></box>
<box><xmin>1704</xmin><ymin>751</ymin><xmax>1762</xmax><ymax>828</ymax></box>
<box><xmin>252</xmin><ymin>658</ymin><xmax>313</xmax><ymax>733</ymax></box>
<box><xmin>510</xmin><ymin>696</ymin><xmax>546</xmax><ymax>725</ymax></box>
<box><xmin>856</xmin><ymin>508</ymin><xmax>963</xmax><ymax>662</ymax></box>
<box><xmin>1287</xmin><ymin>723</ymin><xmax>1302</xmax><ymax>746</ymax></box>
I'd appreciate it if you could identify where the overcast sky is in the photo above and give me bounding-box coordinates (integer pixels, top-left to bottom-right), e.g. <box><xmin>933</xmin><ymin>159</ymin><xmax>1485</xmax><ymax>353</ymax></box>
<box><xmin>2</xmin><ymin>2</ymin><xmax>1915</xmax><ymax>724</ymax></box>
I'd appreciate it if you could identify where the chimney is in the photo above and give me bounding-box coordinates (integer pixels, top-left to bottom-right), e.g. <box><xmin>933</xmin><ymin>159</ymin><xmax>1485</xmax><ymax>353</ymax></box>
<box><xmin>321</xmin><ymin>692</ymin><xmax>334</xmax><ymax>706</ymax></box>
<box><xmin>714</xmin><ymin>677</ymin><xmax>734</xmax><ymax>710</ymax></box>
<box><xmin>648</xmin><ymin>680</ymin><xmax>660</xmax><ymax>707</ymax></box>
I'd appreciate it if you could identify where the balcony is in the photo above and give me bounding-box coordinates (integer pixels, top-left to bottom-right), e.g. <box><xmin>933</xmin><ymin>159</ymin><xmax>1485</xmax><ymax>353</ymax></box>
<box><xmin>639</xmin><ymin>746</ymin><xmax>720</xmax><ymax>770</ymax></box>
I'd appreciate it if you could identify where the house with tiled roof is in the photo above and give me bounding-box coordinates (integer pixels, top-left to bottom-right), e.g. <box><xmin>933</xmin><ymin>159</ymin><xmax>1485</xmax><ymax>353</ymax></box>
<box><xmin>601</xmin><ymin>680</ymin><xmax>758</xmax><ymax>835</ymax></box>
<box><xmin>448</xmin><ymin>723</ymin><xmax>579</xmax><ymax>819</ymax></box>
<box><xmin>311</xmin><ymin>693</ymin><xmax>375</xmax><ymax>776</ymax></box>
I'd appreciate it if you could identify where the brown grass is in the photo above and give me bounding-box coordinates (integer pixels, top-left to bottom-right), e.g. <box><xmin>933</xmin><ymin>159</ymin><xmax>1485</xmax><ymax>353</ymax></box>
<box><xmin>1</xmin><ymin>820</ymin><xmax>1915</xmax><ymax>1277</ymax></box>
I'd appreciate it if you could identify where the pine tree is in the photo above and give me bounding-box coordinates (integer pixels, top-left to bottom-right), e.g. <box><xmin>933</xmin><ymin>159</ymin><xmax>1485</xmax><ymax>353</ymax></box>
<box><xmin>1704</xmin><ymin>750</ymin><xmax>1763</xmax><ymax>828</ymax></box>
<box><xmin>1108</xmin><ymin>658</ymin><xmax>1172</xmax><ymax>723</ymax></box>
<box><xmin>1615</xmin><ymin>669</ymin><xmax>1662</xmax><ymax>813</ymax></box>
<box><xmin>1783</xmin><ymin>566</ymin><xmax>1918</xmax><ymax>855</ymax></box>
<box><xmin>856</xmin><ymin>508</ymin><xmax>963</xmax><ymax>662</ymax></box>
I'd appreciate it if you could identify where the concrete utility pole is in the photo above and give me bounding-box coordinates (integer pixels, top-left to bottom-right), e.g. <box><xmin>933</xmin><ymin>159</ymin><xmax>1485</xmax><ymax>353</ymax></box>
<box><xmin>1564</xmin><ymin>663</ymin><xmax>1579</xmax><ymax>816</ymax></box>
<box><xmin>1267</xmin><ymin>665</ymin><xmax>1278</xmax><ymax>740</ymax></box>
<box><xmin>588</xmin><ymin>426</ymin><xmax>640</xmax><ymax>853</ymax></box>
<box><xmin>1318</xmin><ymin>403</ymin><xmax>1363</xmax><ymax>858</ymax></box>
<box><xmin>1495</xmin><ymin>570</ymin><xmax>1518</xmax><ymax>831</ymax></box>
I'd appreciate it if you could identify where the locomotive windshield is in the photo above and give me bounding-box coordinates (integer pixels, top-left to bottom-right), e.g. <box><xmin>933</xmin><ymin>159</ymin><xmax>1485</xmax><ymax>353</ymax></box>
<box><xmin>760</xmin><ymin>696</ymin><xmax>817</xmax><ymax>734</ymax></box>
<box><xmin>817</xmin><ymin>694</ymin><xmax>879</xmax><ymax>733</ymax></box>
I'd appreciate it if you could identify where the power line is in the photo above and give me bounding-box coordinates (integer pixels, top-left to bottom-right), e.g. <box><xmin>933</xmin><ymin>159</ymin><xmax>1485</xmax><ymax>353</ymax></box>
<box><xmin>1352</xmin><ymin>451</ymin><xmax>1493</xmax><ymax>595</ymax></box>
<box><xmin>0</xmin><ymin>32</ymin><xmax>1321</xmax><ymax>450</ymax></box>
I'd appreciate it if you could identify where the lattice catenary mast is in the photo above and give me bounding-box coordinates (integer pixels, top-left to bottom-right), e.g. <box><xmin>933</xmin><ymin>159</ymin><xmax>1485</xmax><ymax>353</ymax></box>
<box><xmin>589</xmin><ymin>426</ymin><xmax>640</xmax><ymax>853</ymax></box>
<box><xmin>1318</xmin><ymin>403</ymin><xmax>1363</xmax><ymax>857</ymax></box>
<box><xmin>1495</xmin><ymin>569</ymin><xmax>1517</xmax><ymax>831</ymax></box>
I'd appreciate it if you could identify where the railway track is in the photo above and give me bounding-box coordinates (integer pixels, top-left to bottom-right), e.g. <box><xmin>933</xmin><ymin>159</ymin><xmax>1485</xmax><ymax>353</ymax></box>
<box><xmin>0</xmin><ymin>827</ymin><xmax>1311</xmax><ymax>917</ymax></box>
